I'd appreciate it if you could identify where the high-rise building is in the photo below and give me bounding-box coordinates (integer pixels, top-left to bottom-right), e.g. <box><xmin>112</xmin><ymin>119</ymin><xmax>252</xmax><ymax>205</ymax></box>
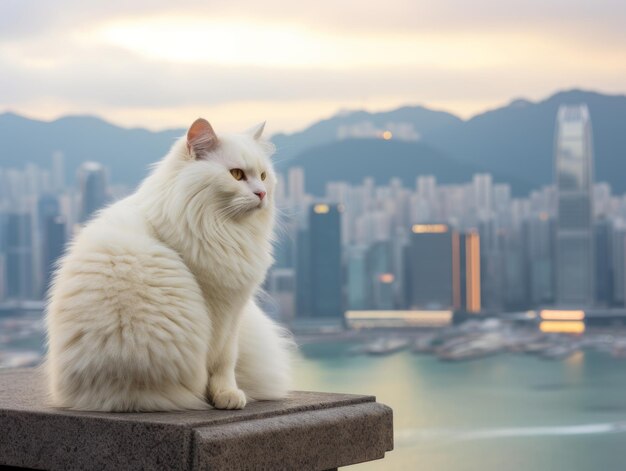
<box><xmin>459</xmin><ymin>231</ymin><xmax>482</xmax><ymax>313</ymax></box>
<box><xmin>78</xmin><ymin>162</ymin><xmax>108</xmax><ymax>223</ymax></box>
<box><xmin>524</xmin><ymin>214</ymin><xmax>555</xmax><ymax>305</ymax></box>
<box><xmin>295</xmin><ymin>229</ymin><xmax>312</xmax><ymax>316</ymax></box>
<box><xmin>501</xmin><ymin>222</ymin><xmax>530</xmax><ymax>309</ymax></box>
<box><xmin>416</xmin><ymin>175</ymin><xmax>438</xmax><ymax>220</ymax></box>
<box><xmin>43</xmin><ymin>216</ymin><xmax>66</xmax><ymax>295</ymax></box>
<box><xmin>266</xmin><ymin>268</ymin><xmax>296</xmax><ymax>323</ymax></box>
<box><xmin>407</xmin><ymin>224</ymin><xmax>454</xmax><ymax>310</ymax></box>
<box><xmin>473</xmin><ymin>173</ymin><xmax>493</xmax><ymax>219</ymax></box>
<box><xmin>346</xmin><ymin>245</ymin><xmax>368</xmax><ymax>310</ymax></box>
<box><xmin>288</xmin><ymin>167</ymin><xmax>305</xmax><ymax>207</ymax></box>
<box><xmin>407</xmin><ymin>224</ymin><xmax>481</xmax><ymax>312</ymax></box>
<box><xmin>5</xmin><ymin>213</ymin><xmax>34</xmax><ymax>300</ymax></box>
<box><xmin>612</xmin><ymin>227</ymin><xmax>626</xmax><ymax>306</ymax></box>
<box><xmin>296</xmin><ymin>204</ymin><xmax>343</xmax><ymax>319</ymax></box>
<box><xmin>36</xmin><ymin>194</ymin><xmax>61</xmax><ymax>297</ymax></box>
<box><xmin>52</xmin><ymin>151</ymin><xmax>65</xmax><ymax>193</ymax></box>
<box><xmin>493</xmin><ymin>184</ymin><xmax>512</xmax><ymax>214</ymax></box>
<box><xmin>594</xmin><ymin>218</ymin><xmax>613</xmax><ymax>306</ymax></box>
<box><xmin>366</xmin><ymin>240</ymin><xmax>395</xmax><ymax>309</ymax></box>
<box><xmin>37</xmin><ymin>194</ymin><xmax>60</xmax><ymax>226</ymax></box>
<box><xmin>554</xmin><ymin>104</ymin><xmax>595</xmax><ymax>307</ymax></box>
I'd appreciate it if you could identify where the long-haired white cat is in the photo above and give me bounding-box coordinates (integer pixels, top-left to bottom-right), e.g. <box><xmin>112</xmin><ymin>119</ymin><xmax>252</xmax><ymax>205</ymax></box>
<box><xmin>45</xmin><ymin>118</ymin><xmax>293</xmax><ymax>411</ymax></box>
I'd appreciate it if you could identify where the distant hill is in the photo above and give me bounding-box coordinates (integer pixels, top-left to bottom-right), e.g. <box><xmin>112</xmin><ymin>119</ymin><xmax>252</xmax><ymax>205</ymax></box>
<box><xmin>277</xmin><ymin>138</ymin><xmax>531</xmax><ymax>196</ymax></box>
<box><xmin>272</xmin><ymin>105</ymin><xmax>462</xmax><ymax>162</ymax></box>
<box><xmin>1</xmin><ymin>89</ymin><xmax>626</xmax><ymax>194</ymax></box>
<box><xmin>424</xmin><ymin>89</ymin><xmax>626</xmax><ymax>191</ymax></box>
<box><xmin>0</xmin><ymin>113</ymin><xmax>183</xmax><ymax>187</ymax></box>
<box><xmin>275</xmin><ymin>89</ymin><xmax>626</xmax><ymax>195</ymax></box>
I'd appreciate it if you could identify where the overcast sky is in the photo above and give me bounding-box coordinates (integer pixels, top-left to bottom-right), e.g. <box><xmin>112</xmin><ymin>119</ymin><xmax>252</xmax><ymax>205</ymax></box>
<box><xmin>1</xmin><ymin>0</ymin><xmax>625</xmax><ymax>133</ymax></box>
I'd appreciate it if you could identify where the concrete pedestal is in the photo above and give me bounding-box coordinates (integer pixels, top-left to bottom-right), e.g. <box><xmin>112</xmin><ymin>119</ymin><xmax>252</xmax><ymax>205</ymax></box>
<box><xmin>0</xmin><ymin>369</ymin><xmax>393</xmax><ymax>470</ymax></box>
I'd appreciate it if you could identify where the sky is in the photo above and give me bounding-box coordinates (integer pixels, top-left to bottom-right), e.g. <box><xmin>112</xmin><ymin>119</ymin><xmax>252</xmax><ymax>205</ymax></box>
<box><xmin>1</xmin><ymin>0</ymin><xmax>625</xmax><ymax>133</ymax></box>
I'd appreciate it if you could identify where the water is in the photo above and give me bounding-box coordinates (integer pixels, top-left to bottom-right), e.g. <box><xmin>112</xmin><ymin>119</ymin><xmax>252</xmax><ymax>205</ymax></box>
<box><xmin>4</xmin><ymin>321</ymin><xmax>626</xmax><ymax>470</ymax></box>
<box><xmin>294</xmin><ymin>341</ymin><xmax>626</xmax><ymax>471</ymax></box>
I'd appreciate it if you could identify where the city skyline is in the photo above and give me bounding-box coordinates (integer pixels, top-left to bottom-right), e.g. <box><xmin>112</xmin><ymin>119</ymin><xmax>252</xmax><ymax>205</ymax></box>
<box><xmin>2</xmin><ymin>104</ymin><xmax>626</xmax><ymax>322</ymax></box>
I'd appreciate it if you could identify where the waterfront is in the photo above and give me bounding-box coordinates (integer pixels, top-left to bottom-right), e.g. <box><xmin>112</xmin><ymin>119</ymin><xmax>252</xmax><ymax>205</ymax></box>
<box><xmin>295</xmin><ymin>342</ymin><xmax>626</xmax><ymax>471</ymax></box>
<box><xmin>4</xmin><ymin>315</ymin><xmax>626</xmax><ymax>470</ymax></box>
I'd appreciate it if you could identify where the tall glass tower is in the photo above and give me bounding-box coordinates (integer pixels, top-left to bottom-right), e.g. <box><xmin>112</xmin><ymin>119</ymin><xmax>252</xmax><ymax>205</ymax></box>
<box><xmin>554</xmin><ymin>104</ymin><xmax>594</xmax><ymax>306</ymax></box>
<box><xmin>78</xmin><ymin>162</ymin><xmax>108</xmax><ymax>223</ymax></box>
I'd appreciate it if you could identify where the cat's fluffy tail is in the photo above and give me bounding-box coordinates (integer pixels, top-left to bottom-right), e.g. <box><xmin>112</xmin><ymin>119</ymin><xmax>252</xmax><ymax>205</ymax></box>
<box><xmin>236</xmin><ymin>301</ymin><xmax>295</xmax><ymax>401</ymax></box>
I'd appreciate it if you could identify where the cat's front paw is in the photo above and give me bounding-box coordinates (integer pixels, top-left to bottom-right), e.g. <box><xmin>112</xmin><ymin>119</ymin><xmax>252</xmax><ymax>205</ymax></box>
<box><xmin>212</xmin><ymin>388</ymin><xmax>247</xmax><ymax>410</ymax></box>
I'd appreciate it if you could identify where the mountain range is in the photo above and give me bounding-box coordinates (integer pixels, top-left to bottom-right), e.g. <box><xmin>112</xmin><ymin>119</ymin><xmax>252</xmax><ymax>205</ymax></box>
<box><xmin>1</xmin><ymin>89</ymin><xmax>625</xmax><ymax>196</ymax></box>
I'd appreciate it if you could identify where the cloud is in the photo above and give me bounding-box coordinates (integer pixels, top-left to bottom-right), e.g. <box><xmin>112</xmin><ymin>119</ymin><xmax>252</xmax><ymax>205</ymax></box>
<box><xmin>0</xmin><ymin>0</ymin><xmax>625</xmax><ymax>131</ymax></box>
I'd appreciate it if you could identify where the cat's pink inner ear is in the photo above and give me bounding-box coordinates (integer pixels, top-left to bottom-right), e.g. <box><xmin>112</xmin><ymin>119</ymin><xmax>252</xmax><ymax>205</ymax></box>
<box><xmin>187</xmin><ymin>118</ymin><xmax>218</xmax><ymax>158</ymax></box>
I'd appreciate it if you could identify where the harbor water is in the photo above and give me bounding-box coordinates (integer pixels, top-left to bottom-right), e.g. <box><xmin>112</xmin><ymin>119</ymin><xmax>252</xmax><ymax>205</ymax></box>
<box><xmin>294</xmin><ymin>341</ymin><xmax>626</xmax><ymax>471</ymax></box>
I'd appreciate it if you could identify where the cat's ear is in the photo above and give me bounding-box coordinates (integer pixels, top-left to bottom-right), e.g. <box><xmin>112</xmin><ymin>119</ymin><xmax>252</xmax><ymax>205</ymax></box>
<box><xmin>187</xmin><ymin>118</ymin><xmax>218</xmax><ymax>158</ymax></box>
<box><xmin>248</xmin><ymin>121</ymin><xmax>266</xmax><ymax>140</ymax></box>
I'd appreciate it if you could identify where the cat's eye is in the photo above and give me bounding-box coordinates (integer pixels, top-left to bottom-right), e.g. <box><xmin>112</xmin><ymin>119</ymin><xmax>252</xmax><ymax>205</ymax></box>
<box><xmin>230</xmin><ymin>168</ymin><xmax>245</xmax><ymax>181</ymax></box>
<box><xmin>261</xmin><ymin>172</ymin><xmax>267</xmax><ymax>181</ymax></box>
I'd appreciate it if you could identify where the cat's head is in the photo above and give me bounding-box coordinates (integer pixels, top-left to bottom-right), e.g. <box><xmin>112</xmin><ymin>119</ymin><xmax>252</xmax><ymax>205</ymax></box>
<box><xmin>173</xmin><ymin>118</ymin><xmax>276</xmax><ymax>224</ymax></box>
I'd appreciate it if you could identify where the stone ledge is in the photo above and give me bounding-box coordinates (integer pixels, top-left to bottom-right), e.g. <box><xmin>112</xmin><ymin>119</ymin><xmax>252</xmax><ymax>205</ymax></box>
<box><xmin>0</xmin><ymin>369</ymin><xmax>393</xmax><ymax>470</ymax></box>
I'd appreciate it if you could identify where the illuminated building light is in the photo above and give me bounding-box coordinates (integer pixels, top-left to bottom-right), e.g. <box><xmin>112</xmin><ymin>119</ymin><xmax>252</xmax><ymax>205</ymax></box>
<box><xmin>313</xmin><ymin>204</ymin><xmax>330</xmax><ymax>214</ymax></box>
<box><xmin>345</xmin><ymin>310</ymin><xmax>453</xmax><ymax>328</ymax></box>
<box><xmin>346</xmin><ymin>310</ymin><xmax>453</xmax><ymax>320</ymax></box>
<box><xmin>412</xmin><ymin>224</ymin><xmax>448</xmax><ymax>234</ymax></box>
<box><xmin>382</xmin><ymin>130</ymin><xmax>393</xmax><ymax>140</ymax></box>
<box><xmin>539</xmin><ymin>321</ymin><xmax>585</xmax><ymax>334</ymax></box>
<box><xmin>378</xmin><ymin>273</ymin><xmax>395</xmax><ymax>284</ymax></box>
<box><xmin>540</xmin><ymin>310</ymin><xmax>585</xmax><ymax>321</ymax></box>
<box><xmin>465</xmin><ymin>232</ymin><xmax>481</xmax><ymax>313</ymax></box>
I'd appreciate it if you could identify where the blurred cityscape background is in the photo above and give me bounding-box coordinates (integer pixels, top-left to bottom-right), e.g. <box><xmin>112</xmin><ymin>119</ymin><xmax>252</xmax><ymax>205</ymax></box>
<box><xmin>2</xmin><ymin>1</ymin><xmax>626</xmax><ymax>469</ymax></box>
<box><xmin>3</xmin><ymin>92</ymin><xmax>626</xmax><ymax>340</ymax></box>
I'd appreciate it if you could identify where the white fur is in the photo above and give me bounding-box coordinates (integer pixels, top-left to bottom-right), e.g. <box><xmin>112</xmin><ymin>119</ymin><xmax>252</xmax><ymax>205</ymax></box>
<box><xmin>45</xmin><ymin>124</ymin><xmax>294</xmax><ymax>411</ymax></box>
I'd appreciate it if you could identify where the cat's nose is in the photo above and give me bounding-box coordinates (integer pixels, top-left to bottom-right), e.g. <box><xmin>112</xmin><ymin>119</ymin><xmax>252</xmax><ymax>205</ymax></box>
<box><xmin>255</xmin><ymin>191</ymin><xmax>266</xmax><ymax>201</ymax></box>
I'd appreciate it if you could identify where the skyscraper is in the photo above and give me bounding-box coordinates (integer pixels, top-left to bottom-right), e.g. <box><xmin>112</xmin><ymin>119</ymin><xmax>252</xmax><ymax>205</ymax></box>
<box><xmin>346</xmin><ymin>245</ymin><xmax>368</xmax><ymax>310</ymax></box>
<box><xmin>473</xmin><ymin>173</ymin><xmax>493</xmax><ymax>219</ymax></box>
<box><xmin>524</xmin><ymin>214</ymin><xmax>555</xmax><ymax>306</ymax></box>
<box><xmin>407</xmin><ymin>224</ymin><xmax>454</xmax><ymax>310</ymax></box>
<box><xmin>554</xmin><ymin>104</ymin><xmax>594</xmax><ymax>306</ymax></box>
<box><xmin>407</xmin><ymin>224</ymin><xmax>481</xmax><ymax>312</ymax></box>
<box><xmin>36</xmin><ymin>194</ymin><xmax>61</xmax><ymax>297</ymax></box>
<box><xmin>266</xmin><ymin>268</ymin><xmax>296</xmax><ymax>322</ymax></box>
<box><xmin>288</xmin><ymin>167</ymin><xmax>305</xmax><ymax>207</ymax></box>
<box><xmin>297</xmin><ymin>204</ymin><xmax>343</xmax><ymax>319</ymax></box>
<box><xmin>52</xmin><ymin>151</ymin><xmax>65</xmax><ymax>193</ymax></box>
<box><xmin>612</xmin><ymin>227</ymin><xmax>626</xmax><ymax>306</ymax></box>
<box><xmin>460</xmin><ymin>231</ymin><xmax>482</xmax><ymax>313</ymax></box>
<box><xmin>594</xmin><ymin>218</ymin><xmax>613</xmax><ymax>306</ymax></box>
<box><xmin>366</xmin><ymin>240</ymin><xmax>395</xmax><ymax>309</ymax></box>
<box><xmin>43</xmin><ymin>216</ymin><xmax>66</xmax><ymax>295</ymax></box>
<box><xmin>5</xmin><ymin>213</ymin><xmax>33</xmax><ymax>300</ymax></box>
<box><xmin>78</xmin><ymin>162</ymin><xmax>108</xmax><ymax>223</ymax></box>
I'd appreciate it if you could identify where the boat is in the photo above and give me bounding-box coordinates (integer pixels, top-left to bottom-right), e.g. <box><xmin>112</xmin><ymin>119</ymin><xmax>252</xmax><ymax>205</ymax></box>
<box><xmin>364</xmin><ymin>338</ymin><xmax>409</xmax><ymax>355</ymax></box>
<box><xmin>412</xmin><ymin>334</ymin><xmax>438</xmax><ymax>353</ymax></box>
<box><xmin>437</xmin><ymin>332</ymin><xmax>505</xmax><ymax>361</ymax></box>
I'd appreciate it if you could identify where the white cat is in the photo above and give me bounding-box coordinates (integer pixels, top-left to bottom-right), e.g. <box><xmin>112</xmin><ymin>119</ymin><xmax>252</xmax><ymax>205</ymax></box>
<box><xmin>45</xmin><ymin>118</ymin><xmax>293</xmax><ymax>411</ymax></box>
